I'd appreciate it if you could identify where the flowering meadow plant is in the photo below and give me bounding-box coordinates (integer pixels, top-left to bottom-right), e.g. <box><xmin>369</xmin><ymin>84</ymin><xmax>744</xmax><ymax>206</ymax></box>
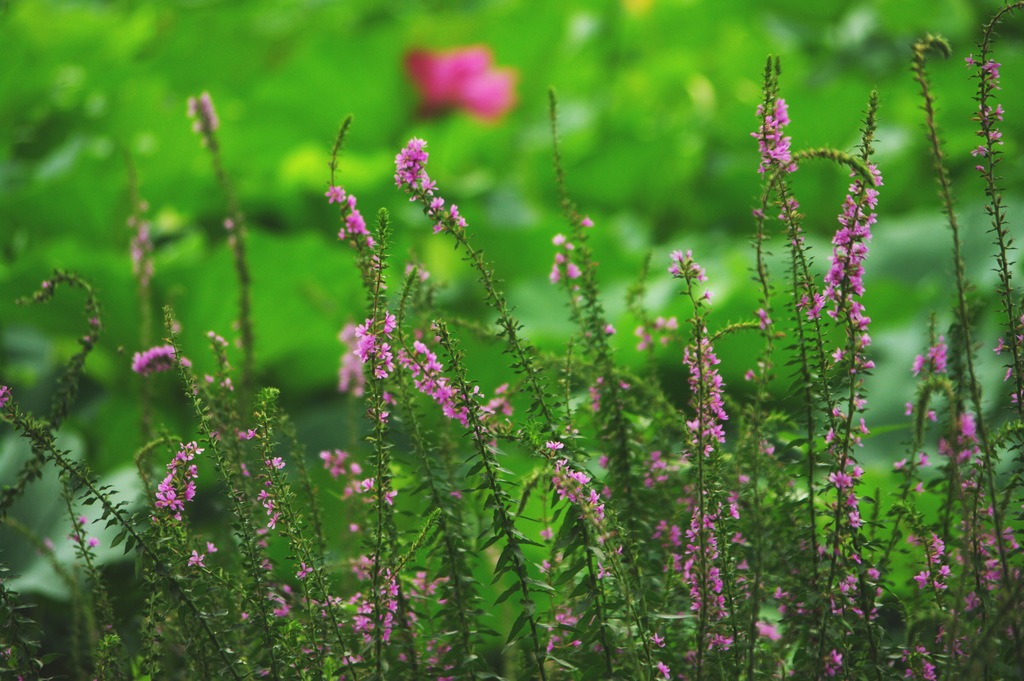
<box><xmin>3</xmin><ymin>5</ymin><xmax>1024</xmax><ymax>680</ymax></box>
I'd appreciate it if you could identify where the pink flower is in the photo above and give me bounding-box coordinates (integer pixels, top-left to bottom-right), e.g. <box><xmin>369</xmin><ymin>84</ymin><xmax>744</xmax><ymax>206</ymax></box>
<box><xmin>755</xmin><ymin>620</ymin><xmax>781</xmax><ymax>640</ymax></box>
<box><xmin>405</xmin><ymin>46</ymin><xmax>517</xmax><ymax>121</ymax></box>
<box><xmin>188</xmin><ymin>550</ymin><xmax>205</xmax><ymax>567</ymax></box>
<box><xmin>131</xmin><ymin>344</ymin><xmax>180</xmax><ymax>375</ymax></box>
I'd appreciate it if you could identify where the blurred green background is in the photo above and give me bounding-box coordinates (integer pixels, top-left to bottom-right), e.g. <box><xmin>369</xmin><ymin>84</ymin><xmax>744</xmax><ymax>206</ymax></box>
<box><xmin>2</xmin><ymin>0</ymin><xmax>1023</xmax><ymax>596</ymax></box>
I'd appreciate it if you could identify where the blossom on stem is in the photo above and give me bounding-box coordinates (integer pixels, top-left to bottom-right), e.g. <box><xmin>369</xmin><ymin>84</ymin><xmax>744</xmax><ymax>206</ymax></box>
<box><xmin>337</xmin><ymin>322</ymin><xmax>367</xmax><ymax>397</ymax></box>
<box><xmin>132</xmin><ymin>344</ymin><xmax>185</xmax><ymax>376</ymax></box>
<box><xmin>752</xmin><ymin>98</ymin><xmax>796</xmax><ymax>174</ymax></box>
<box><xmin>912</xmin><ymin>336</ymin><xmax>948</xmax><ymax>376</ymax></box>
<box><xmin>186</xmin><ymin>92</ymin><xmax>219</xmax><ymax>147</ymax></box>
<box><xmin>353</xmin><ymin>313</ymin><xmax>396</xmax><ymax>380</ymax></box>
<box><xmin>682</xmin><ymin>333</ymin><xmax>727</xmax><ymax>456</ymax></box>
<box><xmin>325</xmin><ymin>185</ymin><xmax>372</xmax><ymax>249</ymax></box>
<box><xmin>397</xmin><ymin>337</ymin><xmax>487</xmax><ymax>427</ymax></box>
<box><xmin>155</xmin><ymin>442</ymin><xmax>204</xmax><ymax>522</ymax></box>
<box><xmin>549</xmin><ymin>233</ymin><xmax>583</xmax><ymax>285</ymax></box>
<box><xmin>128</xmin><ymin>207</ymin><xmax>154</xmax><ymax>289</ymax></box>
<box><xmin>552</xmin><ymin>458</ymin><xmax>605</xmax><ymax>523</ymax></box>
<box><xmin>394</xmin><ymin>139</ymin><xmax>467</xmax><ymax>235</ymax></box>
<box><xmin>822</xmin><ymin>164</ymin><xmax>882</xmax><ymax>368</ymax></box>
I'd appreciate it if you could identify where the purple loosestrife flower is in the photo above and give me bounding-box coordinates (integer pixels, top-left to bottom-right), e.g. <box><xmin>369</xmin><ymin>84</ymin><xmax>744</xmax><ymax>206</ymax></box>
<box><xmin>912</xmin><ymin>336</ymin><xmax>948</xmax><ymax>376</ymax></box>
<box><xmin>822</xmin><ymin>164</ymin><xmax>883</xmax><ymax>374</ymax></box>
<box><xmin>682</xmin><ymin>336</ymin><xmax>728</xmax><ymax>456</ymax></box>
<box><xmin>337</xmin><ymin>322</ymin><xmax>367</xmax><ymax>397</ymax></box>
<box><xmin>681</xmin><ymin>504</ymin><xmax>727</xmax><ymax>621</ymax></box>
<box><xmin>155</xmin><ymin>442</ymin><xmax>203</xmax><ymax>522</ymax></box>
<box><xmin>395</xmin><ymin>138</ymin><xmax>431</xmax><ymax>193</ymax></box>
<box><xmin>968</xmin><ymin>55</ymin><xmax>1006</xmax><ymax>174</ymax></box>
<box><xmin>394</xmin><ymin>139</ymin><xmax>467</xmax><ymax>234</ymax></box>
<box><xmin>544</xmin><ymin>605</ymin><xmax>582</xmax><ymax>655</ymax></box>
<box><xmin>752</xmin><ymin>98</ymin><xmax>796</xmax><ymax>174</ymax></box>
<box><xmin>911</xmin><ymin>533</ymin><xmax>951</xmax><ymax>592</ymax></box>
<box><xmin>635</xmin><ymin>315</ymin><xmax>678</xmax><ymax>351</ymax></box>
<box><xmin>668</xmin><ymin>250</ymin><xmax>727</xmax><ymax>455</ymax></box>
<box><xmin>668</xmin><ymin>249</ymin><xmax>707</xmax><ymax>282</ymax></box>
<box><xmin>128</xmin><ymin>207</ymin><xmax>154</xmax><ymax>290</ymax></box>
<box><xmin>0</xmin><ymin>385</ymin><xmax>10</xmax><ymax>409</ymax></box>
<box><xmin>548</xmin><ymin>233</ymin><xmax>582</xmax><ymax>285</ymax></box>
<box><xmin>320</xmin><ymin>449</ymin><xmax>352</xmax><ymax>479</ymax></box>
<box><xmin>186</xmin><ymin>92</ymin><xmax>219</xmax><ymax>147</ymax></box>
<box><xmin>350</xmin><ymin>568</ymin><xmax>400</xmax><ymax>645</ymax></box>
<box><xmin>551</xmin><ymin>458</ymin><xmax>606</xmax><ymax>523</ymax></box>
<box><xmin>397</xmin><ymin>335</ymin><xmax>504</xmax><ymax>428</ymax></box>
<box><xmin>677</xmin><ymin>307</ymin><xmax>724</xmax><ymax>449</ymax></box>
<box><xmin>353</xmin><ymin>313</ymin><xmax>396</xmax><ymax>380</ymax></box>
<box><xmin>824</xmin><ymin>649</ymin><xmax>843</xmax><ymax>677</ymax></box>
<box><xmin>258</xmin><ymin>456</ymin><xmax>287</xmax><ymax>530</ymax></box>
<box><xmin>131</xmin><ymin>344</ymin><xmax>186</xmax><ymax>375</ymax></box>
<box><xmin>326</xmin><ymin>184</ymin><xmax>373</xmax><ymax>250</ymax></box>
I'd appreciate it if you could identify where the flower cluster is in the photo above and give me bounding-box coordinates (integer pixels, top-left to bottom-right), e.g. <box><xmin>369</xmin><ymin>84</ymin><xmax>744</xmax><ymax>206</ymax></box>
<box><xmin>68</xmin><ymin>515</ymin><xmax>100</xmax><ymax>550</ymax></box>
<box><xmin>911</xmin><ymin>533</ymin><xmax>951</xmax><ymax>592</ymax></box>
<box><xmin>668</xmin><ymin>249</ymin><xmax>707</xmax><ymax>287</ymax></box>
<box><xmin>751</xmin><ymin>98</ymin><xmax>796</xmax><ymax>174</ymax></box>
<box><xmin>320</xmin><ymin>449</ymin><xmax>360</xmax><ymax>482</ymax></box>
<box><xmin>127</xmin><ymin>204</ymin><xmax>154</xmax><ymax>290</ymax></box>
<box><xmin>131</xmin><ymin>344</ymin><xmax>185</xmax><ymax>376</ymax></box>
<box><xmin>188</xmin><ymin>542</ymin><xmax>217</xmax><ymax>569</ymax></box>
<box><xmin>822</xmin><ymin>163</ymin><xmax>882</xmax><ymax>376</ymax></box>
<box><xmin>395</xmin><ymin>138</ymin><xmax>432</xmax><ymax>193</ymax></box>
<box><xmin>823</xmin><ymin>165</ymin><xmax>882</xmax><ymax>304</ymax></box>
<box><xmin>912</xmin><ymin>336</ymin><xmax>948</xmax><ymax>376</ymax></box>
<box><xmin>681</xmin><ymin>334</ymin><xmax>727</xmax><ymax>457</ymax></box>
<box><xmin>326</xmin><ymin>184</ymin><xmax>372</xmax><ymax>248</ymax></box>
<box><xmin>543</xmin><ymin>605</ymin><xmax>582</xmax><ymax>655</ymax></box>
<box><xmin>155</xmin><ymin>442</ymin><xmax>203</xmax><ymax>522</ymax></box>
<box><xmin>995</xmin><ymin>315</ymin><xmax>1024</xmax><ymax>403</ymax></box>
<box><xmin>939</xmin><ymin>412</ymin><xmax>981</xmax><ymax>467</ymax></box>
<box><xmin>0</xmin><ymin>385</ymin><xmax>10</xmax><ymax>410</ymax></box>
<box><xmin>337</xmin><ymin>322</ymin><xmax>367</xmax><ymax>397</ymax></box>
<box><xmin>551</xmin><ymin>458</ymin><xmax>605</xmax><ymax>523</ymax></box>
<box><xmin>966</xmin><ymin>54</ymin><xmax>1005</xmax><ymax>167</ymax></box>
<box><xmin>257</xmin><ymin>454</ymin><xmax>286</xmax><ymax>530</ymax></box>
<box><xmin>548</xmin><ymin>233</ymin><xmax>581</xmax><ymax>284</ymax></box>
<box><xmin>351</xmin><ymin>568</ymin><xmax>400</xmax><ymax>645</ymax></box>
<box><xmin>398</xmin><ymin>337</ymin><xmax>472</xmax><ymax>426</ymax></box>
<box><xmin>186</xmin><ymin>91</ymin><xmax>219</xmax><ymax>146</ymax></box>
<box><xmin>902</xmin><ymin>645</ymin><xmax>939</xmax><ymax>681</ymax></box>
<box><xmin>681</xmin><ymin>504</ymin><xmax>728</xmax><ymax>628</ymax></box>
<box><xmin>394</xmin><ymin>139</ymin><xmax>467</xmax><ymax>235</ymax></box>
<box><xmin>353</xmin><ymin>312</ymin><xmax>396</xmax><ymax>380</ymax></box>
<box><xmin>635</xmin><ymin>316</ymin><xmax>678</xmax><ymax>351</ymax></box>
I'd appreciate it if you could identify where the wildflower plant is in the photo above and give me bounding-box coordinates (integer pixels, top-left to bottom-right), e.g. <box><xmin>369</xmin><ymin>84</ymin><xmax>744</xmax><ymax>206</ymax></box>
<box><xmin>5</xmin><ymin>5</ymin><xmax>1024</xmax><ymax>680</ymax></box>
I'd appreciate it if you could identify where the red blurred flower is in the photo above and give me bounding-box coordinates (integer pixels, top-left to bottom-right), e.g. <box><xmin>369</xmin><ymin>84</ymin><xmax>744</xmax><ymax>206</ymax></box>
<box><xmin>405</xmin><ymin>45</ymin><xmax>517</xmax><ymax>121</ymax></box>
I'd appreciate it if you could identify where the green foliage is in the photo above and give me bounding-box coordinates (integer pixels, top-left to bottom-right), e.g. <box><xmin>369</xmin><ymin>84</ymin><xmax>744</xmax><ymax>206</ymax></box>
<box><xmin>4</xmin><ymin>1</ymin><xmax>1024</xmax><ymax>680</ymax></box>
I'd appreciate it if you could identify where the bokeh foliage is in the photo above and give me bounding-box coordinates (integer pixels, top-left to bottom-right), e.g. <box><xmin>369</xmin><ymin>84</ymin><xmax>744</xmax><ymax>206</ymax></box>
<box><xmin>2</xmin><ymin>0</ymin><xmax>1023</xmax><ymax>638</ymax></box>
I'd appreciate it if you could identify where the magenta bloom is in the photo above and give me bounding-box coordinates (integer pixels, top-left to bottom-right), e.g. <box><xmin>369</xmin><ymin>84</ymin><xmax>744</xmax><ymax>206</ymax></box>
<box><xmin>405</xmin><ymin>46</ymin><xmax>517</xmax><ymax>121</ymax></box>
<box><xmin>131</xmin><ymin>344</ymin><xmax>181</xmax><ymax>376</ymax></box>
